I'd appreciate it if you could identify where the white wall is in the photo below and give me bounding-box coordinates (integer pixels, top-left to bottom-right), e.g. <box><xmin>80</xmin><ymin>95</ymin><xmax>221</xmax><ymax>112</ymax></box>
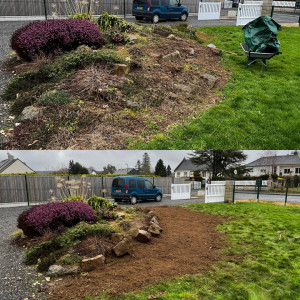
<box><xmin>0</xmin><ymin>160</ymin><xmax>34</xmax><ymax>174</ymax></box>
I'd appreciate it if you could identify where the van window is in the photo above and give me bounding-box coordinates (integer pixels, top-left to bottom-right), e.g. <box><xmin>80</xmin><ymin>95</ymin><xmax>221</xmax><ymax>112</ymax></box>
<box><xmin>137</xmin><ymin>180</ymin><xmax>145</xmax><ymax>189</ymax></box>
<box><xmin>112</xmin><ymin>178</ymin><xmax>125</xmax><ymax>188</ymax></box>
<box><xmin>161</xmin><ymin>0</ymin><xmax>169</xmax><ymax>6</ymax></box>
<box><xmin>145</xmin><ymin>180</ymin><xmax>153</xmax><ymax>189</ymax></box>
<box><xmin>133</xmin><ymin>0</ymin><xmax>147</xmax><ymax>3</ymax></box>
<box><xmin>170</xmin><ymin>0</ymin><xmax>179</xmax><ymax>6</ymax></box>
<box><xmin>151</xmin><ymin>0</ymin><xmax>160</xmax><ymax>5</ymax></box>
<box><xmin>129</xmin><ymin>179</ymin><xmax>136</xmax><ymax>189</ymax></box>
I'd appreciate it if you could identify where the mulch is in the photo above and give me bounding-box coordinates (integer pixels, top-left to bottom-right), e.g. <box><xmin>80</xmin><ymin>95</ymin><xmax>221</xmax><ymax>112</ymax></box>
<box><xmin>48</xmin><ymin>206</ymin><xmax>227</xmax><ymax>300</ymax></box>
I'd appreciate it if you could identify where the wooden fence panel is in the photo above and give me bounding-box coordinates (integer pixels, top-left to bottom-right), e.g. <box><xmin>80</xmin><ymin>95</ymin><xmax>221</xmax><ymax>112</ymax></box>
<box><xmin>0</xmin><ymin>175</ymin><xmax>27</xmax><ymax>203</ymax></box>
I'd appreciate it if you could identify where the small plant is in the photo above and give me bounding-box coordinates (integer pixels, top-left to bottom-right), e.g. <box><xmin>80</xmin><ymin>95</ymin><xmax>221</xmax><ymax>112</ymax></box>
<box><xmin>59</xmin><ymin>253</ymin><xmax>82</xmax><ymax>265</ymax></box>
<box><xmin>17</xmin><ymin>201</ymin><xmax>96</xmax><ymax>237</ymax></box>
<box><xmin>87</xmin><ymin>196</ymin><xmax>117</xmax><ymax>211</ymax></box>
<box><xmin>38</xmin><ymin>90</ymin><xmax>72</xmax><ymax>106</ymax></box>
<box><xmin>68</xmin><ymin>12</ymin><xmax>94</xmax><ymax>21</ymax></box>
<box><xmin>96</xmin><ymin>12</ymin><xmax>133</xmax><ymax>32</ymax></box>
<box><xmin>11</xmin><ymin>19</ymin><xmax>103</xmax><ymax>61</ymax></box>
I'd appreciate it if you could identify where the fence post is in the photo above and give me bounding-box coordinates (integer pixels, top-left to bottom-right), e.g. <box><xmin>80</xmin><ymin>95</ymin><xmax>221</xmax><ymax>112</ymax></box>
<box><xmin>123</xmin><ymin>0</ymin><xmax>126</xmax><ymax>19</ymax></box>
<box><xmin>43</xmin><ymin>0</ymin><xmax>48</xmax><ymax>20</ymax></box>
<box><xmin>284</xmin><ymin>185</ymin><xmax>288</xmax><ymax>206</ymax></box>
<box><xmin>102</xmin><ymin>176</ymin><xmax>105</xmax><ymax>198</ymax></box>
<box><xmin>232</xmin><ymin>181</ymin><xmax>236</xmax><ymax>203</ymax></box>
<box><xmin>256</xmin><ymin>184</ymin><xmax>260</xmax><ymax>201</ymax></box>
<box><xmin>24</xmin><ymin>175</ymin><xmax>30</xmax><ymax>206</ymax></box>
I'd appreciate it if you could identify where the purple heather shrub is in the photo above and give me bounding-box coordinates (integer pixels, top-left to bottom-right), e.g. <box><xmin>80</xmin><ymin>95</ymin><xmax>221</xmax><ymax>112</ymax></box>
<box><xmin>17</xmin><ymin>201</ymin><xmax>95</xmax><ymax>237</ymax></box>
<box><xmin>11</xmin><ymin>19</ymin><xmax>102</xmax><ymax>61</ymax></box>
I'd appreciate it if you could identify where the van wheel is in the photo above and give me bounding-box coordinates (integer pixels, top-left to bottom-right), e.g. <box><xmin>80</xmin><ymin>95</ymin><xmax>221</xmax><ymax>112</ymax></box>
<box><xmin>155</xmin><ymin>194</ymin><xmax>162</xmax><ymax>202</ymax></box>
<box><xmin>131</xmin><ymin>196</ymin><xmax>137</xmax><ymax>205</ymax></box>
<box><xmin>152</xmin><ymin>14</ymin><xmax>160</xmax><ymax>24</ymax></box>
<box><xmin>135</xmin><ymin>16</ymin><xmax>143</xmax><ymax>21</ymax></box>
<box><xmin>180</xmin><ymin>13</ymin><xmax>188</xmax><ymax>21</ymax></box>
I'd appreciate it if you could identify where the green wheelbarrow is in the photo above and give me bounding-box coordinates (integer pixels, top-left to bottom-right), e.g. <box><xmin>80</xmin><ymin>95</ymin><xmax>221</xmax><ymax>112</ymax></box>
<box><xmin>240</xmin><ymin>42</ymin><xmax>282</xmax><ymax>70</ymax></box>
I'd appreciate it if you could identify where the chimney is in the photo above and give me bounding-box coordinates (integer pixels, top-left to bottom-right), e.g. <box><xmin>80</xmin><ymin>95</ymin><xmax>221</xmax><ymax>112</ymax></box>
<box><xmin>7</xmin><ymin>153</ymin><xmax>14</xmax><ymax>161</ymax></box>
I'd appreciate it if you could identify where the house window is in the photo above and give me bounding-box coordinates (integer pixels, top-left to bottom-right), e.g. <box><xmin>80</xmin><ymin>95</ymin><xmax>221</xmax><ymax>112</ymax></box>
<box><xmin>202</xmin><ymin>171</ymin><xmax>206</xmax><ymax>177</ymax></box>
<box><xmin>273</xmin><ymin>166</ymin><xmax>277</xmax><ymax>173</ymax></box>
<box><xmin>295</xmin><ymin>168</ymin><xmax>300</xmax><ymax>174</ymax></box>
<box><xmin>176</xmin><ymin>172</ymin><xmax>180</xmax><ymax>177</ymax></box>
<box><xmin>184</xmin><ymin>172</ymin><xmax>188</xmax><ymax>177</ymax></box>
<box><xmin>260</xmin><ymin>169</ymin><xmax>265</xmax><ymax>173</ymax></box>
<box><xmin>284</xmin><ymin>169</ymin><xmax>291</xmax><ymax>174</ymax></box>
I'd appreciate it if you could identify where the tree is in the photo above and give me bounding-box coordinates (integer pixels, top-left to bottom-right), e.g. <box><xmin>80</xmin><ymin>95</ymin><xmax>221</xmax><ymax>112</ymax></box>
<box><xmin>193</xmin><ymin>170</ymin><xmax>203</xmax><ymax>181</ymax></box>
<box><xmin>135</xmin><ymin>160</ymin><xmax>142</xmax><ymax>173</ymax></box>
<box><xmin>166</xmin><ymin>165</ymin><xmax>171</xmax><ymax>177</ymax></box>
<box><xmin>103</xmin><ymin>164</ymin><xmax>116</xmax><ymax>174</ymax></box>
<box><xmin>189</xmin><ymin>151</ymin><xmax>248</xmax><ymax>178</ymax></box>
<box><xmin>140</xmin><ymin>152</ymin><xmax>151</xmax><ymax>175</ymax></box>
<box><xmin>154</xmin><ymin>159</ymin><xmax>167</xmax><ymax>177</ymax></box>
<box><xmin>68</xmin><ymin>160</ymin><xmax>89</xmax><ymax>175</ymax></box>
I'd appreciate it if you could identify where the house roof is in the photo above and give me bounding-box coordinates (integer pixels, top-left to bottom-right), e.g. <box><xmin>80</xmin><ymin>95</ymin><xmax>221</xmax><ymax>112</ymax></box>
<box><xmin>0</xmin><ymin>158</ymin><xmax>35</xmax><ymax>174</ymax></box>
<box><xmin>115</xmin><ymin>168</ymin><xmax>139</xmax><ymax>175</ymax></box>
<box><xmin>246</xmin><ymin>155</ymin><xmax>300</xmax><ymax>167</ymax></box>
<box><xmin>174</xmin><ymin>158</ymin><xmax>208</xmax><ymax>172</ymax></box>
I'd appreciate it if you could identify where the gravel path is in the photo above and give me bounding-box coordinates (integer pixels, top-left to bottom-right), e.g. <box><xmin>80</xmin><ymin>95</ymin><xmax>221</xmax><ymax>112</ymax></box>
<box><xmin>0</xmin><ymin>207</ymin><xmax>48</xmax><ymax>300</ymax></box>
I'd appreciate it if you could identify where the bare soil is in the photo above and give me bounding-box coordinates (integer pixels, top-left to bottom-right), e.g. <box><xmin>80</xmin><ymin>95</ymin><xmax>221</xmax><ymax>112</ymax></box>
<box><xmin>48</xmin><ymin>206</ymin><xmax>226</xmax><ymax>300</ymax></box>
<box><xmin>3</xmin><ymin>29</ymin><xmax>230</xmax><ymax>149</ymax></box>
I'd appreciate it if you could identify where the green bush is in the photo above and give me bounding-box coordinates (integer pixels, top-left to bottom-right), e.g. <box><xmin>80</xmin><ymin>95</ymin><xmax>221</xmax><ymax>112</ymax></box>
<box><xmin>68</xmin><ymin>12</ymin><xmax>94</xmax><ymax>21</ymax></box>
<box><xmin>38</xmin><ymin>90</ymin><xmax>72</xmax><ymax>106</ymax></box>
<box><xmin>64</xmin><ymin>196</ymin><xmax>85</xmax><ymax>202</ymax></box>
<box><xmin>59</xmin><ymin>253</ymin><xmax>82</xmax><ymax>265</ymax></box>
<box><xmin>96</xmin><ymin>12</ymin><xmax>133</xmax><ymax>32</ymax></box>
<box><xmin>87</xmin><ymin>196</ymin><xmax>117</xmax><ymax>211</ymax></box>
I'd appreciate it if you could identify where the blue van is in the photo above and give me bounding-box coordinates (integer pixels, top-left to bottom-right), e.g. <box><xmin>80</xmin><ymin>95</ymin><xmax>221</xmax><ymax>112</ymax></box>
<box><xmin>111</xmin><ymin>176</ymin><xmax>163</xmax><ymax>204</ymax></box>
<box><xmin>132</xmin><ymin>0</ymin><xmax>189</xmax><ymax>24</ymax></box>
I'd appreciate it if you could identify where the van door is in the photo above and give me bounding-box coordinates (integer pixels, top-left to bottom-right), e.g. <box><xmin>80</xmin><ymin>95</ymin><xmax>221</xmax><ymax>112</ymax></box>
<box><xmin>112</xmin><ymin>177</ymin><xmax>126</xmax><ymax>194</ymax></box>
<box><xmin>133</xmin><ymin>0</ymin><xmax>148</xmax><ymax>13</ymax></box>
<box><xmin>160</xmin><ymin>0</ymin><xmax>170</xmax><ymax>18</ymax></box>
<box><xmin>169</xmin><ymin>0</ymin><xmax>182</xmax><ymax>18</ymax></box>
<box><xmin>144</xmin><ymin>180</ymin><xmax>156</xmax><ymax>199</ymax></box>
<box><xmin>137</xmin><ymin>179</ymin><xmax>147</xmax><ymax>199</ymax></box>
<box><xmin>128</xmin><ymin>178</ymin><xmax>137</xmax><ymax>195</ymax></box>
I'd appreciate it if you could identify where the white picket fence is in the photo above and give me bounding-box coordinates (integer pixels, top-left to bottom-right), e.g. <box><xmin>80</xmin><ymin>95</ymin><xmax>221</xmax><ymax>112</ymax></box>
<box><xmin>235</xmin><ymin>180</ymin><xmax>268</xmax><ymax>186</ymax></box>
<box><xmin>236</xmin><ymin>3</ymin><xmax>262</xmax><ymax>26</ymax></box>
<box><xmin>171</xmin><ymin>184</ymin><xmax>191</xmax><ymax>200</ymax></box>
<box><xmin>193</xmin><ymin>181</ymin><xmax>202</xmax><ymax>189</ymax></box>
<box><xmin>205</xmin><ymin>182</ymin><xmax>226</xmax><ymax>203</ymax></box>
<box><xmin>272</xmin><ymin>1</ymin><xmax>296</xmax><ymax>6</ymax></box>
<box><xmin>198</xmin><ymin>2</ymin><xmax>222</xmax><ymax>20</ymax></box>
<box><xmin>224</xmin><ymin>1</ymin><xmax>233</xmax><ymax>8</ymax></box>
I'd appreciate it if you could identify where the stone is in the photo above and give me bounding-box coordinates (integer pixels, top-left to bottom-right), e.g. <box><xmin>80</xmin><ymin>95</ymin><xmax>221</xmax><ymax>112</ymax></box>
<box><xmin>134</xmin><ymin>229</ymin><xmax>151</xmax><ymax>243</ymax></box>
<box><xmin>80</xmin><ymin>254</ymin><xmax>105</xmax><ymax>272</ymax></box>
<box><xmin>111</xmin><ymin>233</ymin><xmax>124</xmax><ymax>242</ymax></box>
<box><xmin>162</xmin><ymin>50</ymin><xmax>181</xmax><ymax>62</ymax></box>
<box><xmin>188</xmin><ymin>48</ymin><xmax>195</xmax><ymax>55</ymax></box>
<box><xmin>150</xmin><ymin>216</ymin><xmax>159</xmax><ymax>225</ymax></box>
<box><xmin>167</xmin><ymin>34</ymin><xmax>176</xmax><ymax>40</ymax></box>
<box><xmin>150</xmin><ymin>221</ymin><xmax>163</xmax><ymax>232</ymax></box>
<box><xmin>116</xmin><ymin>212</ymin><xmax>126</xmax><ymax>219</ymax></box>
<box><xmin>113</xmin><ymin>64</ymin><xmax>130</xmax><ymax>76</ymax></box>
<box><xmin>127</xmin><ymin>34</ymin><xmax>138</xmax><ymax>42</ymax></box>
<box><xmin>147</xmin><ymin>211</ymin><xmax>158</xmax><ymax>219</ymax></box>
<box><xmin>207</xmin><ymin>44</ymin><xmax>217</xmax><ymax>49</ymax></box>
<box><xmin>47</xmin><ymin>265</ymin><xmax>79</xmax><ymax>277</ymax></box>
<box><xmin>199</xmin><ymin>73</ymin><xmax>217</xmax><ymax>89</ymax></box>
<box><xmin>113</xmin><ymin>238</ymin><xmax>131</xmax><ymax>257</ymax></box>
<box><xmin>126</xmin><ymin>100</ymin><xmax>142</xmax><ymax>110</ymax></box>
<box><xmin>210</xmin><ymin>48</ymin><xmax>222</xmax><ymax>56</ymax></box>
<box><xmin>148</xmin><ymin>224</ymin><xmax>161</xmax><ymax>237</ymax></box>
<box><xmin>19</xmin><ymin>106</ymin><xmax>43</xmax><ymax>121</ymax></box>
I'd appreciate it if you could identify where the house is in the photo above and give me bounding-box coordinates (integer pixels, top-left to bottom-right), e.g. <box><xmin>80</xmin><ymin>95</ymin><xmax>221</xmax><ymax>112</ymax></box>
<box><xmin>0</xmin><ymin>153</ymin><xmax>35</xmax><ymax>174</ymax></box>
<box><xmin>114</xmin><ymin>168</ymin><xmax>140</xmax><ymax>175</ymax></box>
<box><xmin>174</xmin><ymin>158</ymin><xmax>210</xmax><ymax>179</ymax></box>
<box><xmin>246</xmin><ymin>154</ymin><xmax>300</xmax><ymax>177</ymax></box>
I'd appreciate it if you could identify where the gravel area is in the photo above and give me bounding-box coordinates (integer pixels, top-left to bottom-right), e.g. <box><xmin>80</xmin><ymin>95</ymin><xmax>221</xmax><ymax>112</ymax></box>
<box><xmin>0</xmin><ymin>206</ymin><xmax>48</xmax><ymax>300</ymax></box>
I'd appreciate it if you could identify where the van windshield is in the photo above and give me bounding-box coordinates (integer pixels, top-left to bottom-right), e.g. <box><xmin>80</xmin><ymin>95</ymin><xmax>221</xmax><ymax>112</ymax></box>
<box><xmin>133</xmin><ymin>0</ymin><xmax>147</xmax><ymax>4</ymax></box>
<box><xmin>112</xmin><ymin>178</ymin><xmax>125</xmax><ymax>188</ymax></box>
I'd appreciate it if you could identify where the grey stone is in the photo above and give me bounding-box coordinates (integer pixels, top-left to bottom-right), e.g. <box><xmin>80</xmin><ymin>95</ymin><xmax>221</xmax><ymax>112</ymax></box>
<box><xmin>162</xmin><ymin>50</ymin><xmax>181</xmax><ymax>62</ymax></box>
<box><xmin>148</xmin><ymin>224</ymin><xmax>161</xmax><ymax>237</ymax></box>
<box><xmin>113</xmin><ymin>64</ymin><xmax>130</xmax><ymax>76</ymax></box>
<box><xmin>134</xmin><ymin>229</ymin><xmax>151</xmax><ymax>243</ymax></box>
<box><xmin>116</xmin><ymin>212</ymin><xmax>126</xmax><ymax>219</ymax></box>
<box><xmin>111</xmin><ymin>233</ymin><xmax>124</xmax><ymax>242</ymax></box>
<box><xmin>19</xmin><ymin>106</ymin><xmax>43</xmax><ymax>121</ymax></box>
<box><xmin>47</xmin><ymin>264</ymin><xmax>79</xmax><ymax>277</ymax></box>
<box><xmin>81</xmin><ymin>255</ymin><xmax>105</xmax><ymax>272</ymax></box>
<box><xmin>113</xmin><ymin>238</ymin><xmax>131</xmax><ymax>257</ymax></box>
<box><xmin>126</xmin><ymin>100</ymin><xmax>142</xmax><ymax>110</ymax></box>
<box><xmin>199</xmin><ymin>73</ymin><xmax>217</xmax><ymax>89</ymax></box>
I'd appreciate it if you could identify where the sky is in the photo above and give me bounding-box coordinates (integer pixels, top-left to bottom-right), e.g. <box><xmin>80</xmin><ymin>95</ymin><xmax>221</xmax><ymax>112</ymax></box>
<box><xmin>0</xmin><ymin>150</ymin><xmax>294</xmax><ymax>172</ymax></box>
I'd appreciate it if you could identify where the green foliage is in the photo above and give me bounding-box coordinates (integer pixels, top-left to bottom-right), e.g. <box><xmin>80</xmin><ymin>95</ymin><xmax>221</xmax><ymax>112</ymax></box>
<box><xmin>64</xmin><ymin>195</ymin><xmax>85</xmax><ymax>202</ymax></box>
<box><xmin>38</xmin><ymin>90</ymin><xmax>72</xmax><ymax>106</ymax></box>
<box><xmin>68</xmin><ymin>160</ymin><xmax>89</xmax><ymax>175</ymax></box>
<box><xmin>87</xmin><ymin>196</ymin><xmax>117</xmax><ymax>211</ymax></box>
<box><xmin>59</xmin><ymin>253</ymin><xmax>82</xmax><ymax>265</ymax></box>
<box><xmin>133</xmin><ymin>27</ymin><xmax>300</xmax><ymax>149</ymax></box>
<box><xmin>68</xmin><ymin>12</ymin><xmax>94</xmax><ymax>21</ymax></box>
<box><xmin>120</xmin><ymin>203</ymin><xmax>300</xmax><ymax>299</ymax></box>
<box><xmin>3</xmin><ymin>48</ymin><xmax>125</xmax><ymax>115</ymax></box>
<box><xmin>96</xmin><ymin>12</ymin><xmax>133</xmax><ymax>32</ymax></box>
<box><xmin>154</xmin><ymin>159</ymin><xmax>167</xmax><ymax>177</ymax></box>
<box><xmin>25</xmin><ymin>223</ymin><xmax>117</xmax><ymax>267</ymax></box>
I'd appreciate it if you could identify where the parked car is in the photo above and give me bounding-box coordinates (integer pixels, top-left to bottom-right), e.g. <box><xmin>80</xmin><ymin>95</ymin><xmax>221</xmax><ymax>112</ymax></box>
<box><xmin>111</xmin><ymin>176</ymin><xmax>163</xmax><ymax>204</ymax></box>
<box><xmin>231</xmin><ymin>0</ymin><xmax>241</xmax><ymax>7</ymax></box>
<box><xmin>132</xmin><ymin>0</ymin><xmax>189</xmax><ymax>24</ymax></box>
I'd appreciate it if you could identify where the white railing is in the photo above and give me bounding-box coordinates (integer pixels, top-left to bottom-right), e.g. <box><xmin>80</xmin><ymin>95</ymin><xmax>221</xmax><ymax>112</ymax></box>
<box><xmin>272</xmin><ymin>1</ymin><xmax>296</xmax><ymax>6</ymax></box>
<box><xmin>193</xmin><ymin>181</ymin><xmax>202</xmax><ymax>189</ymax></box>
<box><xmin>224</xmin><ymin>1</ymin><xmax>233</xmax><ymax>8</ymax></box>
<box><xmin>236</xmin><ymin>3</ymin><xmax>262</xmax><ymax>26</ymax></box>
<box><xmin>244</xmin><ymin>1</ymin><xmax>263</xmax><ymax>4</ymax></box>
<box><xmin>205</xmin><ymin>183</ymin><xmax>226</xmax><ymax>203</ymax></box>
<box><xmin>171</xmin><ymin>184</ymin><xmax>191</xmax><ymax>200</ymax></box>
<box><xmin>198</xmin><ymin>2</ymin><xmax>222</xmax><ymax>20</ymax></box>
<box><xmin>235</xmin><ymin>180</ymin><xmax>268</xmax><ymax>186</ymax></box>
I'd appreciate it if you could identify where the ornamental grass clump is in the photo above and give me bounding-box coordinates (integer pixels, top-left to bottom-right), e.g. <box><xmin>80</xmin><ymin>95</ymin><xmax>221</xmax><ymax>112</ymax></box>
<box><xmin>11</xmin><ymin>19</ymin><xmax>102</xmax><ymax>61</ymax></box>
<box><xmin>17</xmin><ymin>201</ymin><xmax>95</xmax><ymax>237</ymax></box>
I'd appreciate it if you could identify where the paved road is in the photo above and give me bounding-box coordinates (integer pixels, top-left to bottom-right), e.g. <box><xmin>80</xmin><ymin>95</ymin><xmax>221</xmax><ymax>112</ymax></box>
<box><xmin>235</xmin><ymin>191</ymin><xmax>300</xmax><ymax>203</ymax></box>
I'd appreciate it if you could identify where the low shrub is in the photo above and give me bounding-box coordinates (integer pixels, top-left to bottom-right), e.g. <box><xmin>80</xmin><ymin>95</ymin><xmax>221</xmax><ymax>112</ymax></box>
<box><xmin>59</xmin><ymin>253</ymin><xmax>82</xmax><ymax>265</ymax></box>
<box><xmin>17</xmin><ymin>201</ymin><xmax>96</xmax><ymax>237</ymax></box>
<box><xmin>96</xmin><ymin>12</ymin><xmax>133</xmax><ymax>32</ymax></box>
<box><xmin>87</xmin><ymin>196</ymin><xmax>117</xmax><ymax>211</ymax></box>
<box><xmin>68</xmin><ymin>12</ymin><xmax>94</xmax><ymax>21</ymax></box>
<box><xmin>11</xmin><ymin>19</ymin><xmax>102</xmax><ymax>61</ymax></box>
<box><xmin>38</xmin><ymin>90</ymin><xmax>72</xmax><ymax>106</ymax></box>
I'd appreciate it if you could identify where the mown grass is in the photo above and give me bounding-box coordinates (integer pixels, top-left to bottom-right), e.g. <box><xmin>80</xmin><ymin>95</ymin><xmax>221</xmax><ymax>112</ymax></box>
<box><xmin>133</xmin><ymin>26</ymin><xmax>300</xmax><ymax>149</ymax></box>
<box><xmin>86</xmin><ymin>203</ymin><xmax>300</xmax><ymax>299</ymax></box>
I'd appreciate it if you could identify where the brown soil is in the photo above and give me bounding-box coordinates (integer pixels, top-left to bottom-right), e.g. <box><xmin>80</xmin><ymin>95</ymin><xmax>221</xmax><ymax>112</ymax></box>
<box><xmin>48</xmin><ymin>206</ymin><xmax>226</xmax><ymax>300</ymax></box>
<box><xmin>3</xmin><ymin>29</ymin><xmax>230</xmax><ymax>150</ymax></box>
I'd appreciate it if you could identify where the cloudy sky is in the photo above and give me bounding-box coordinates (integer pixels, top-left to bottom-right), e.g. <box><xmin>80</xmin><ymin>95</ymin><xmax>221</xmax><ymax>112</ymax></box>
<box><xmin>0</xmin><ymin>150</ymin><xmax>294</xmax><ymax>172</ymax></box>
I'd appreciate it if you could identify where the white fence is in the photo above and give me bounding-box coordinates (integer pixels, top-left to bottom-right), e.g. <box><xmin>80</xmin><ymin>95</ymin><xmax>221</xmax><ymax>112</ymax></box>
<box><xmin>272</xmin><ymin>1</ymin><xmax>296</xmax><ymax>6</ymax></box>
<box><xmin>235</xmin><ymin>180</ymin><xmax>268</xmax><ymax>186</ymax></box>
<box><xmin>205</xmin><ymin>182</ymin><xmax>226</xmax><ymax>203</ymax></box>
<box><xmin>198</xmin><ymin>2</ymin><xmax>222</xmax><ymax>20</ymax></box>
<box><xmin>171</xmin><ymin>184</ymin><xmax>191</xmax><ymax>200</ymax></box>
<box><xmin>224</xmin><ymin>1</ymin><xmax>233</xmax><ymax>8</ymax></box>
<box><xmin>236</xmin><ymin>3</ymin><xmax>262</xmax><ymax>26</ymax></box>
<box><xmin>193</xmin><ymin>181</ymin><xmax>202</xmax><ymax>190</ymax></box>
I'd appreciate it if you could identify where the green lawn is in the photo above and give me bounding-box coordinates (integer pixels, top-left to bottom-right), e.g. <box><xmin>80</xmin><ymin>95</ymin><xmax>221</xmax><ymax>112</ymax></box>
<box><xmin>132</xmin><ymin>26</ymin><xmax>300</xmax><ymax>149</ymax></box>
<box><xmin>86</xmin><ymin>203</ymin><xmax>300</xmax><ymax>299</ymax></box>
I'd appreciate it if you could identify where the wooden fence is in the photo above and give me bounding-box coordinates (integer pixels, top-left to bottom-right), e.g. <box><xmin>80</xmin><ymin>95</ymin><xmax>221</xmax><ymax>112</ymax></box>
<box><xmin>0</xmin><ymin>175</ymin><xmax>174</xmax><ymax>204</ymax></box>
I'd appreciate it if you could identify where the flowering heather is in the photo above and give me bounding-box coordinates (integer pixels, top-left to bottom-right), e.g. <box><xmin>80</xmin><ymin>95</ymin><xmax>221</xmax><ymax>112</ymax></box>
<box><xmin>17</xmin><ymin>201</ymin><xmax>95</xmax><ymax>237</ymax></box>
<box><xmin>11</xmin><ymin>19</ymin><xmax>102</xmax><ymax>61</ymax></box>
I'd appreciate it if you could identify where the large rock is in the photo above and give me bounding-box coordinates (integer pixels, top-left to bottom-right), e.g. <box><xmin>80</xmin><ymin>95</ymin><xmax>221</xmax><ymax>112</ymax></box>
<box><xmin>111</xmin><ymin>233</ymin><xmax>124</xmax><ymax>242</ymax></box>
<box><xmin>134</xmin><ymin>229</ymin><xmax>151</xmax><ymax>243</ymax></box>
<box><xmin>150</xmin><ymin>221</ymin><xmax>163</xmax><ymax>232</ymax></box>
<box><xmin>113</xmin><ymin>238</ymin><xmax>131</xmax><ymax>257</ymax></box>
<box><xmin>47</xmin><ymin>265</ymin><xmax>79</xmax><ymax>277</ymax></box>
<box><xmin>81</xmin><ymin>254</ymin><xmax>105</xmax><ymax>272</ymax></box>
<box><xmin>19</xmin><ymin>106</ymin><xmax>43</xmax><ymax>121</ymax></box>
<box><xmin>148</xmin><ymin>224</ymin><xmax>161</xmax><ymax>237</ymax></box>
<box><xmin>162</xmin><ymin>50</ymin><xmax>181</xmax><ymax>62</ymax></box>
<box><xmin>147</xmin><ymin>211</ymin><xmax>158</xmax><ymax>219</ymax></box>
<box><xmin>199</xmin><ymin>73</ymin><xmax>217</xmax><ymax>89</ymax></box>
<box><xmin>113</xmin><ymin>64</ymin><xmax>130</xmax><ymax>76</ymax></box>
